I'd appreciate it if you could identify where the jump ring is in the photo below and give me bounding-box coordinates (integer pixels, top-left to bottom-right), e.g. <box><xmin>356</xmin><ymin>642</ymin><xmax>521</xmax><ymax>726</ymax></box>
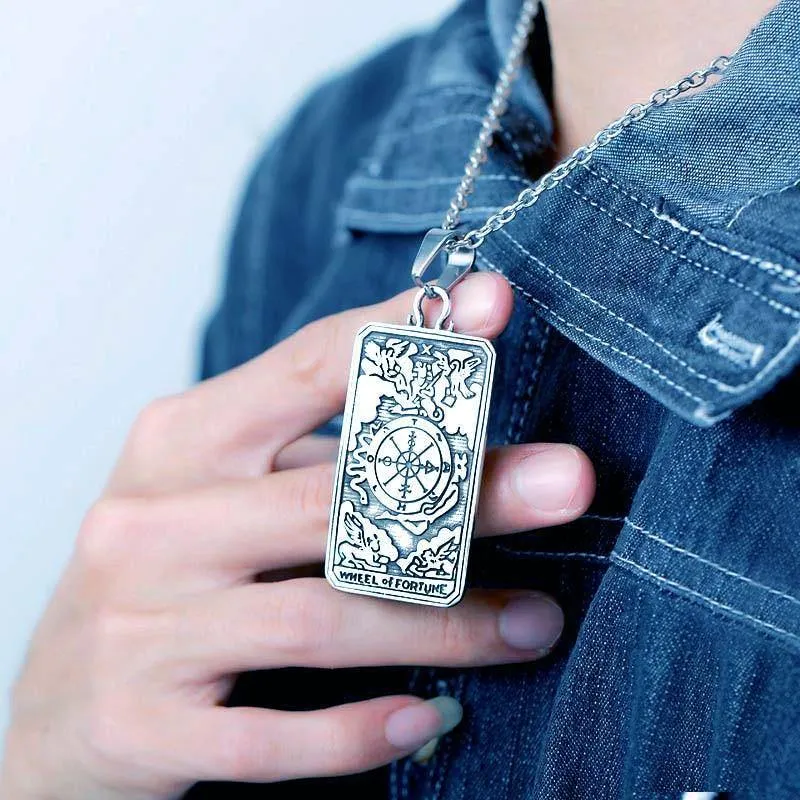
<box><xmin>409</xmin><ymin>285</ymin><xmax>453</xmax><ymax>331</ymax></box>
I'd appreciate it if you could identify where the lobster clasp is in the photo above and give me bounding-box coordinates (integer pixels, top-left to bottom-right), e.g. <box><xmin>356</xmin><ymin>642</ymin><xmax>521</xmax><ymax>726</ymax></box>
<box><xmin>411</xmin><ymin>228</ymin><xmax>475</xmax><ymax>294</ymax></box>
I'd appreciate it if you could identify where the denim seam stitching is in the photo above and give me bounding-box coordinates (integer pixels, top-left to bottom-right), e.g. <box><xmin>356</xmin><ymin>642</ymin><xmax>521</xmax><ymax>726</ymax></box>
<box><xmin>400</xmin><ymin>666</ymin><xmax>430</xmax><ymax>800</ymax></box>
<box><xmin>582</xmin><ymin>164</ymin><xmax>800</xmax><ymax>284</ymax></box>
<box><xmin>442</xmin><ymin>19</ymin><xmax>489</xmax><ymax>42</ymax></box>
<box><xmin>500</xmin><ymin>231</ymin><xmax>792</xmax><ymax>394</ymax></box>
<box><xmin>611</xmin><ymin>553</ymin><xmax>800</xmax><ymax>646</ymax></box>
<box><xmin>726</xmin><ymin>175</ymin><xmax>800</xmax><ymax>229</ymax></box>
<box><xmin>392</xmin><ymin>92</ymin><xmax>546</xmax><ymax>143</ymax></box>
<box><xmin>626</xmin><ymin>519</ymin><xmax>800</xmax><ymax>607</ymax></box>
<box><xmin>435</xmin><ymin>86</ymin><xmax>492</xmax><ymax>101</ymax></box>
<box><xmin>718</xmin><ymin>663</ymin><xmax>759</xmax><ymax>787</ymax></box>
<box><xmin>340</xmin><ymin>207</ymin><xmax>503</xmax><ymax>224</ymax></box>
<box><xmin>518</xmin><ymin>324</ymin><xmax>550</xmax><ymax>435</ymax></box>
<box><xmin>340</xmin><ymin>190</ymin><xmax>800</xmax><ymax>320</ymax></box>
<box><xmin>376</xmin><ymin>113</ymin><xmax>535</xmax><ymax>145</ymax></box>
<box><xmin>389</xmin><ymin>754</ymin><xmax>400</xmax><ymax>800</ymax></box>
<box><xmin>560</xmin><ymin>181</ymin><xmax>800</xmax><ymax>317</ymax></box>
<box><xmin>431</xmin><ymin>671</ymin><xmax>467</xmax><ymax>800</ymax></box>
<box><xmin>506</xmin><ymin>312</ymin><xmax>538</xmax><ymax>444</ymax></box>
<box><xmin>498</xmin><ymin>128</ymin><xmax>527</xmax><ymax>167</ymax></box>
<box><xmin>625</xmin><ymin>583</ymin><xmax>648</xmax><ymax>800</ymax></box>
<box><xmin>349</xmin><ymin>173</ymin><xmax>533</xmax><ymax>189</ymax></box>
<box><xmin>476</xmin><ymin>252</ymin><xmax>709</xmax><ymax>406</ymax></box>
<box><xmin>491</xmin><ymin>546</ymin><xmax>610</xmax><ymax>562</ymax></box>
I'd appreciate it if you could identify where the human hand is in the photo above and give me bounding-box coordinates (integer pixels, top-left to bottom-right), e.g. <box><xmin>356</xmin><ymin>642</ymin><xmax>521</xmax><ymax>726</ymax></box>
<box><xmin>0</xmin><ymin>273</ymin><xmax>594</xmax><ymax>799</ymax></box>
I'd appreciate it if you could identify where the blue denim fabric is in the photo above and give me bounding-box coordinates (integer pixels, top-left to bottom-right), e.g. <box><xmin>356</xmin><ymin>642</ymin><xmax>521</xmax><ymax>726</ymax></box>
<box><xmin>189</xmin><ymin>1</ymin><xmax>800</xmax><ymax>797</ymax></box>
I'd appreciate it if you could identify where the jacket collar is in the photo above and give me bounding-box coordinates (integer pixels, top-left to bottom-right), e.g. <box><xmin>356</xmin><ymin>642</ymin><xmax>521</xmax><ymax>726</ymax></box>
<box><xmin>337</xmin><ymin>0</ymin><xmax>800</xmax><ymax>426</ymax></box>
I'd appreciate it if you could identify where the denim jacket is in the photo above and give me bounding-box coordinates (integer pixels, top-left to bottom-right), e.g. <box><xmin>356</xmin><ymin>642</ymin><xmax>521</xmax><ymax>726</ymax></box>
<box><xmin>189</xmin><ymin>1</ymin><xmax>800</xmax><ymax>797</ymax></box>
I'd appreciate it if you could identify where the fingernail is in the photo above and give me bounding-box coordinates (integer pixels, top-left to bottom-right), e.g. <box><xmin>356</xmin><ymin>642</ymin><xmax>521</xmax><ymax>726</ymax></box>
<box><xmin>451</xmin><ymin>273</ymin><xmax>499</xmax><ymax>331</ymax></box>
<box><xmin>385</xmin><ymin>696</ymin><xmax>463</xmax><ymax>752</ymax></box>
<box><xmin>499</xmin><ymin>593</ymin><xmax>564</xmax><ymax>651</ymax></box>
<box><xmin>513</xmin><ymin>445</ymin><xmax>583</xmax><ymax>514</ymax></box>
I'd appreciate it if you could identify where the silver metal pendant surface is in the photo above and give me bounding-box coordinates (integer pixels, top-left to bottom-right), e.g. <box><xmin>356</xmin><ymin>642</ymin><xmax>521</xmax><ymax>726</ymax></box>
<box><xmin>325</xmin><ymin>322</ymin><xmax>495</xmax><ymax>607</ymax></box>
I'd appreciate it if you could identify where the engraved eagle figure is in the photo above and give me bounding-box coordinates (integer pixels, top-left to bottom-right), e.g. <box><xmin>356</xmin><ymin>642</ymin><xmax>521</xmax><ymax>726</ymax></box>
<box><xmin>336</xmin><ymin>510</ymin><xmax>399</xmax><ymax>571</ymax></box>
<box><xmin>434</xmin><ymin>352</ymin><xmax>482</xmax><ymax>407</ymax></box>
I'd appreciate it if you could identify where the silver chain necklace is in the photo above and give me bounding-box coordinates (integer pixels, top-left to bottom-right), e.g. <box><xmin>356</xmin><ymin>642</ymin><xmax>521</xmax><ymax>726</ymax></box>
<box><xmin>325</xmin><ymin>1</ymin><xmax>731</xmax><ymax>608</ymax></box>
<box><xmin>412</xmin><ymin>0</ymin><xmax>730</xmax><ymax>290</ymax></box>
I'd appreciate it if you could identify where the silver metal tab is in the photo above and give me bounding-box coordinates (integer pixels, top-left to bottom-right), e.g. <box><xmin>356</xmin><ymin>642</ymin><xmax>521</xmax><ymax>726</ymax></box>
<box><xmin>410</xmin><ymin>229</ymin><xmax>475</xmax><ymax>294</ymax></box>
<box><xmin>325</xmin><ymin>323</ymin><xmax>495</xmax><ymax>607</ymax></box>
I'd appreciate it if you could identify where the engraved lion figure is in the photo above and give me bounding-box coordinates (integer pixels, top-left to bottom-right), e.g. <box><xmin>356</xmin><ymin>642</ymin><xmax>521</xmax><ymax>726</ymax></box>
<box><xmin>336</xmin><ymin>504</ymin><xmax>399</xmax><ymax>572</ymax></box>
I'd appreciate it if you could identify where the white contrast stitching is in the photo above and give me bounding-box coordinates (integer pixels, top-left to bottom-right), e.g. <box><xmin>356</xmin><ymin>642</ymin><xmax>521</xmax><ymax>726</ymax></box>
<box><xmin>581</xmin><ymin>513</ymin><xmax>626</xmax><ymax>522</ymax></box>
<box><xmin>376</xmin><ymin>113</ymin><xmax>489</xmax><ymax>141</ymax></box>
<box><xmin>583</xmin><ymin>164</ymin><xmax>800</xmax><ymax>285</ymax></box>
<box><xmin>409</xmin><ymin>86</ymin><xmax>544</xmax><ymax>139</ymax></box>
<box><xmin>340</xmin><ymin>216</ymin><xmax>800</xmax><ymax>403</ymax></box>
<box><xmin>339</xmin><ymin>206</ymin><xmax>502</xmax><ymax>224</ymax></box>
<box><xmin>560</xmin><ymin>181</ymin><xmax>800</xmax><ymax>318</ymax></box>
<box><xmin>697</xmin><ymin>313</ymin><xmax>765</xmax><ymax>368</ymax></box>
<box><xmin>349</xmin><ymin>173</ymin><xmax>533</xmax><ymax>190</ymax></box>
<box><xmin>611</xmin><ymin>553</ymin><xmax>800</xmax><ymax>646</ymax></box>
<box><xmin>433</xmin><ymin>86</ymin><xmax>492</xmax><ymax>101</ymax></box>
<box><xmin>475</xmin><ymin>251</ymin><xmax>709</xmax><ymax>406</ymax></box>
<box><xmin>726</xmin><ymin>176</ymin><xmax>800</xmax><ymax>229</ymax></box>
<box><xmin>625</xmin><ymin>519</ymin><xmax>800</xmax><ymax>607</ymax></box>
<box><xmin>443</xmin><ymin>19</ymin><xmax>489</xmax><ymax>42</ymax></box>
<box><xmin>498</xmin><ymin>229</ymin><xmax>775</xmax><ymax>392</ymax></box>
<box><xmin>375</xmin><ymin>111</ymin><xmax>543</xmax><ymax>146</ymax></box>
<box><xmin>498</xmin><ymin>128</ymin><xmax>532</xmax><ymax>166</ymax></box>
<box><xmin>499</xmin><ymin>227</ymin><xmax>800</xmax><ymax>394</ymax></box>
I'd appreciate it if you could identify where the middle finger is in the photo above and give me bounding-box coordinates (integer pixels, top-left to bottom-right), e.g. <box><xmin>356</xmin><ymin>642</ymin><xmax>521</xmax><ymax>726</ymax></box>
<box><xmin>122</xmin><ymin>442</ymin><xmax>594</xmax><ymax>585</ymax></box>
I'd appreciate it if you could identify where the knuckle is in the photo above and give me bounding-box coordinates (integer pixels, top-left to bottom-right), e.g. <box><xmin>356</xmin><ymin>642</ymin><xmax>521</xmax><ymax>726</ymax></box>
<box><xmin>270</xmin><ymin>581</ymin><xmax>341</xmax><ymax>659</ymax></box>
<box><xmin>287</xmin><ymin>317</ymin><xmax>340</xmax><ymax>395</ymax></box>
<box><xmin>93</xmin><ymin>608</ymin><xmax>151</xmax><ymax>651</ymax></box>
<box><xmin>127</xmin><ymin>394</ymin><xmax>184</xmax><ymax>460</ymax></box>
<box><xmin>437</xmin><ymin>608</ymin><xmax>488</xmax><ymax>662</ymax></box>
<box><xmin>77</xmin><ymin>498</ymin><xmax>148</xmax><ymax>567</ymax></box>
<box><xmin>290</xmin><ymin>463</ymin><xmax>335</xmax><ymax>523</ymax></box>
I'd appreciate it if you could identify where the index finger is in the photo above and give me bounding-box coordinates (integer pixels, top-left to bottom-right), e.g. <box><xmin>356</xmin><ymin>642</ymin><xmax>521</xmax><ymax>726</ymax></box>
<box><xmin>109</xmin><ymin>273</ymin><xmax>514</xmax><ymax>495</ymax></box>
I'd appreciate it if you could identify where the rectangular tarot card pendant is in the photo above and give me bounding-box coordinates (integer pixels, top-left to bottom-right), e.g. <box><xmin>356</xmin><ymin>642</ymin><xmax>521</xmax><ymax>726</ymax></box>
<box><xmin>325</xmin><ymin>321</ymin><xmax>495</xmax><ymax>607</ymax></box>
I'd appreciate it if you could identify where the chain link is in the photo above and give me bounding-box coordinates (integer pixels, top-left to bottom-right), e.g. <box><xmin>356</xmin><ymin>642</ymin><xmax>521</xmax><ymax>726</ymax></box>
<box><xmin>442</xmin><ymin>0</ymin><xmax>540</xmax><ymax>231</ymax></box>
<box><xmin>441</xmin><ymin>0</ymin><xmax>731</xmax><ymax>252</ymax></box>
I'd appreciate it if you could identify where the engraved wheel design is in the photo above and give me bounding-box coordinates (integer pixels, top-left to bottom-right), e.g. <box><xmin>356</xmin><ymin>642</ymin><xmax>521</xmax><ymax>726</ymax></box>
<box><xmin>367</xmin><ymin>416</ymin><xmax>453</xmax><ymax>513</ymax></box>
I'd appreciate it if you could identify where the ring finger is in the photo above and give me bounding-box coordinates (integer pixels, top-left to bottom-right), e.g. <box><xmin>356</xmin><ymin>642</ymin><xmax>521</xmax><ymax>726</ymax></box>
<box><xmin>174</xmin><ymin>578</ymin><xmax>565</xmax><ymax>675</ymax></box>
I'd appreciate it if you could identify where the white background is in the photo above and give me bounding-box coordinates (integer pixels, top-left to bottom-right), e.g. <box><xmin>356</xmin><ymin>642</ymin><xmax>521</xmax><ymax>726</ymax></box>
<box><xmin>0</xmin><ymin>0</ymin><xmax>451</xmax><ymax>739</ymax></box>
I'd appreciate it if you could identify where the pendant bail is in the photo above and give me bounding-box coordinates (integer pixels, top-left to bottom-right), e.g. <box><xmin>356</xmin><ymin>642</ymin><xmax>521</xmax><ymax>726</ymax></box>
<box><xmin>411</xmin><ymin>228</ymin><xmax>475</xmax><ymax>294</ymax></box>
